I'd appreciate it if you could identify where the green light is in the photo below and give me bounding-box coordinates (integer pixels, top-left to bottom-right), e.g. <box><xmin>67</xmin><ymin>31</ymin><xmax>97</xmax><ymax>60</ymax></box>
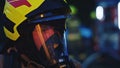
<box><xmin>64</xmin><ymin>0</ymin><xmax>67</xmax><ymax>3</ymax></box>
<box><xmin>90</xmin><ymin>11</ymin><xmax>96</xmax><ymax>19</ymax></box>
<box><xmin>70</xmin><ymin>5</ymin><xmax>78</xmax><ymax>15</ymax></box>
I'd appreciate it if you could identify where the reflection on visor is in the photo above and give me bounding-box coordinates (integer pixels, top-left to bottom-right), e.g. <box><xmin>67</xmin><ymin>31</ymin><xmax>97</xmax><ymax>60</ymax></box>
<box><xmin>32</xmin><ymin>24</ymin><xmax>63</xmax><ymax>66</ymax></box>
<box><xmin>32</xmin><ymin>24</ymin><xmax>55</xmax><ymax>50</ymax></box>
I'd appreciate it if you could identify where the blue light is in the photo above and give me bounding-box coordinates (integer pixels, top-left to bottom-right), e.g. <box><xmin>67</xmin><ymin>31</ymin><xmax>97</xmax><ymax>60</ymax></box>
<box><xmin>80</xmin><ymin>27</ymin><xmax>92</xmax><ymax>38</ymax></box>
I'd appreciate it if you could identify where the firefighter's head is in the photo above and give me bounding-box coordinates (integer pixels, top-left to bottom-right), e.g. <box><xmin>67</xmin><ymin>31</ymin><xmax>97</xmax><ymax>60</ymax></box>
<box><xmin>12</xmin><ymin>18</ymin><xmax>67</xmax><ymax>67</ymax></box>
<box><xmin>3</xmin><ymin>0</ymin><xmax>71</xmax><ymax>67</ymax></box>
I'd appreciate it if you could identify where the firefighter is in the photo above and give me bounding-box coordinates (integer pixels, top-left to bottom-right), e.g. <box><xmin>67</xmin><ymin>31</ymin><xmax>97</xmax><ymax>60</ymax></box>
<box><xmin>0</xmin><ymin>0</ymin><xmax>81</xmax><ymax>68</ymax></box>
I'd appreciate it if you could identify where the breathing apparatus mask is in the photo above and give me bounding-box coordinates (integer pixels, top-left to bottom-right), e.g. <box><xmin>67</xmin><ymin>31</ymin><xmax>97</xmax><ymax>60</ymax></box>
<box><xmin>13</xmin><ymin>11</ymin><xmax>71</xmax><ymax>68</ymax></box>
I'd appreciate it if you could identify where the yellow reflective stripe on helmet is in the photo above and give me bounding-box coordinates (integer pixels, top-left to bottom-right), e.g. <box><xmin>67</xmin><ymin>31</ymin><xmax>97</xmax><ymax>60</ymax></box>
<box><xmin>4</xmin><ymin>26</ymin><xmax>20</xmax><ymax>41</ymax></box>
<box><xmin>4</xmin><ymin>0</ymin><xmax>45</xmax><ymax>41</ymax></box>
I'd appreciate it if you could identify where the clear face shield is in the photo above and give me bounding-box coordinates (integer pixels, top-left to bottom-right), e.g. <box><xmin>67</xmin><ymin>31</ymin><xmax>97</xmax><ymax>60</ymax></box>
<box><xmin>33</xmin><ymin>24</ymin><xmax>63</xmax><ymax>64</ymax></box>
<box><xmin>15</xmin><ymin>16</ymin><xmax>69</xmax><ymax>67</ymax></box>
<box><xmin>32</xmin><ymin>20</ymin><xmax>68</xmax><ymax>67</ymax></box>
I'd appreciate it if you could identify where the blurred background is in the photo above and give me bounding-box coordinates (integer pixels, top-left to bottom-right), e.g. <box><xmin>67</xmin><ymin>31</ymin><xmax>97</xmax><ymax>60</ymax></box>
<box><xmin>66</xmin><ymin>0</ymin><xmax>120</xmax><ymax>68</ymax></box>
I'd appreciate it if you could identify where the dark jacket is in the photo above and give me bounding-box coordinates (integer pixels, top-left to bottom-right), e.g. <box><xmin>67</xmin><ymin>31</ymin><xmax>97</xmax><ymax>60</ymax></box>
<box><xmin>0</xmin><ymin>0</ymin><xmax>6</xmax><ymax>53</ymax></box>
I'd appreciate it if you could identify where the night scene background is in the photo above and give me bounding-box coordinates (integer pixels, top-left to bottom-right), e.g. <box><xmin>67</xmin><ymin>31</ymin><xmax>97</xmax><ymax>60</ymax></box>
<box><xmin>66</xmin><ymin>0</ymin><xmax>120</xmax><ymax>68</ymax></box>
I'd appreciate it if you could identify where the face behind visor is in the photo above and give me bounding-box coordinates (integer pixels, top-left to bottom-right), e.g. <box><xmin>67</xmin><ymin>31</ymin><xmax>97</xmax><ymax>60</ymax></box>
<box><xmin>14</xmin><ymin>19</ymin><xmax>68</xmax><ymax>68</ymax></box>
